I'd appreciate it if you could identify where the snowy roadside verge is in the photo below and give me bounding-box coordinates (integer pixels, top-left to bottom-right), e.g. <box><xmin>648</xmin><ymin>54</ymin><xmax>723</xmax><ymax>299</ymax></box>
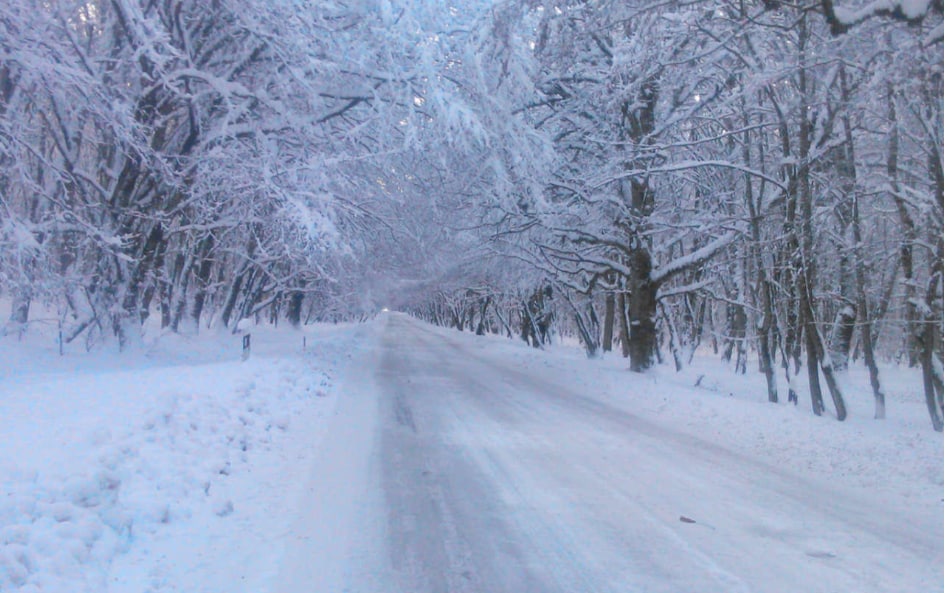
<box><xmin>413</xmin><ymin>320</ymin><xmax>943</xmax><ymax>514</ymax></box>
<box><xmin>0</xmin><ymin>322</ymin><xmax>368</xmax><ymax>593</ymax></box>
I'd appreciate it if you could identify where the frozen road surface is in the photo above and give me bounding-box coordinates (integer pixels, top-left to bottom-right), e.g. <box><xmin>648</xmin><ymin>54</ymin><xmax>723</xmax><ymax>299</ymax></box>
<box><xmin>274</xmin><ymin>314</ymin><xmax>941</xmax><ymax>593</ymax></box>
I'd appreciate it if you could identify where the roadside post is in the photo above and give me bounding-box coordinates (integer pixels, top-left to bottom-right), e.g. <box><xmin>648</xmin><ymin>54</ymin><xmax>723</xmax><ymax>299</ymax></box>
<box><xmin>241</xmin><ymin>334</ymin><xmax>251</xmax><ymax>361</ymax></box>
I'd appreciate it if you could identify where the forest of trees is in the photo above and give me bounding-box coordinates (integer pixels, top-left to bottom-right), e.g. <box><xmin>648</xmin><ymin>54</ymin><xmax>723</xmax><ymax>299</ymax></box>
<box><xmin>1</xmin><ymin>1</ymin><xmax>941</xmax><ymax>429</ymax></box>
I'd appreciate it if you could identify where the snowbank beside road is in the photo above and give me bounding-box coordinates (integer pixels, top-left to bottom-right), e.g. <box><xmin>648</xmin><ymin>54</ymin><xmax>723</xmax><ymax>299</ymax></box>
<box><xmin>0</xmin><ymin>323</ymin><xmax>366</xmax><ymax>593</ymax></box>
<box><xmin>415</xmin><ymin>321</ymin><xmax>943</xmax><ymax>513</ymax></box>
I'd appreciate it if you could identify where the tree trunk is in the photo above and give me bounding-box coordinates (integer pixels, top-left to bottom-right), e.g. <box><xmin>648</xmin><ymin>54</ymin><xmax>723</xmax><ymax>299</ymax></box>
<box><xmin>602</xmin><ymin>292</ymin><xmax>615</xmax><ymax>353</ymax></box>
<box><xmin>574</xmin><ymin>311</ymin><xmax>600</xmax><ymax>358</ymax></box>
<box><xmin>186</xmin><ymin>236</ymin><xmax>215</xmax><ymax>333</ymax></box>
<box><xmin>235</xmin><ymin>270</ymin><xmax>266</xmax><ymax>331</ymax></box>
<box><xmin>220</xmin><ymin>235</ymin><xmax>257</xmax><ymax>330</ymax></box>
<box><xmin>627</xmin><ymin>248</ymin><xmax>658</xmax><ymax>372</ymax></box>
<box><xmin>4</xmin><ymin>291</ymin><xmax>30</xmax><ymax>338</ymax></box>
<box><xmin>493</xmin><ymin>300</ymin><xmax>513</xmax><ymax>338</ymax></box>
<box><xmin>686</xmin><ymin>296</ymin><xmax>706</xmax><ymax>364</ymax></box>
<box><xmin>801</xmin><ymin>306</ymin><xmax>826</xmax><ymax>416</ymax></box>
<box><xmin>565</xmin><ymin>291</ymin><xmax>600</xmax><ymax>359</ymax></box>
<box><xmin>287</xmin><ymin>290</ymin><xmax>306</xmax><ymax>328</ymax></box>
<box><xmin>794</xmin><ymin>16</ymin><xmax>844</xmax><ymax>420</ymax></box>
<box><xmin>659</xmin><ymin>302</ymin><xmax>684</xmax><ymax>371</ymax></box>
<box><xmin>724</xmin><ymin>301</ymin><xmax>748</xmax><ymax>374</ymax></box>
<box><xmin>920</xmin><ymin>339</ymin><xmax>944</xmax><ymax>432</ymax></box>
<box><xmin>122</xmin><ymin>223</ymin><xmax>166</xmax><ymax>328</ymax></box>
<box><xmin>859</xmin><ymin>307</ymin><xmax>885</xmax><ymax>419</ymax></box>
<box><xmin>854</xmin><ymin>197</ymin><xmax>885</xmax><ymax>418</ymax></box>
<box><xmin>828</xmin><ymin>305</ymin><xmax>857</xmax><ymax>372</ymax></box>
<box><xmin>162</xmin><ymin>253</ymin><xmax>185</xmax><ymax>329</ymax></box>
<box><xmin>742</xmin><ymin>96</ymin><xmax>778</xmax><ymax>402</ymax></box>
<box><xmin>618</xmin><ymin>291</ymin><xmax>631</xmax><ymax>358</ymax></box>
<box><xmin>801</xmin><ymin>277</ymin><xmax>849</xmax><ymax>421</ymax></box>
<box><xmin>919</xmin><ymin>268</ymin><xmax>944</xmax><ymax>431</ymax></box>
<box><xmin>796</xmin><ymin>15</ymin><xmax>824</xmax><ymax>417</ymax></box>
<box><xmin>476</xmin><ymin>297</ymin><xmax>491</xmax><ymax>336</ymax></box>
<box><xmin>884</xmin><ymin>84</ymin><xmax>922</xmax><ymax>366</ymax></box>
<box><xmin>220</xmin><ymin>269</ymin><xmax>247</xmax><ymax>329</ymax></box>
<box><xmin>758</xmin><ymin>287</ymin><xmax>778</xmax><ymax>403</ymax></box>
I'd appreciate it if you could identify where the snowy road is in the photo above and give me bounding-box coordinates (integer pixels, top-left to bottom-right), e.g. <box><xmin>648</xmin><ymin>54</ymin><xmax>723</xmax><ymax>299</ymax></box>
<box><xmin>275</xmin><ymin>314</ymin><xmax>941</xmax><ymax>593</ymax></box>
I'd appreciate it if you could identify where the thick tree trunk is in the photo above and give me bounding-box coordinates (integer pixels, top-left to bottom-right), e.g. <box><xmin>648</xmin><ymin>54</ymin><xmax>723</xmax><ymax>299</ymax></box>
<box><xmin>475</xmin><ymin>297</ymin><xmax>491</xmax><ymax>336</ymax></box>
<box><xmin>287</xmin><ymin>290</ymin><xmax>306</xmax><ymax>328</ymax></box>
<box><xmin>602</xmin><ymin>292</ymin><xmax>615</xmax><ymax>353</ymax></box>
<box><xmin>627</xmin><ymin>248</ymin><xmax>658</xmax><ymax>372</ymax></box>
<box><xmin>828</xmin><ymin>305</ymin><xmax>857</xmax><ymax>372</ymax></box>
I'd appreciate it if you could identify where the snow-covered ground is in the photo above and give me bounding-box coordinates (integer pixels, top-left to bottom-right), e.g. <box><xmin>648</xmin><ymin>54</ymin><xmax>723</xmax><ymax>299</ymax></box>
<box><xmin>0</xmin><ymin>318</ymin><xmax>372</xmax><ymax>592</ymax></box>
<box><xmin>476</xmin><ymin>327</ymin><xmax>943</xmax><ymax>512</ymax></box>
<box><xmin>0</xmin><ymin>311</ymin><xmax>941</xmax><ymax>591</ymax></box>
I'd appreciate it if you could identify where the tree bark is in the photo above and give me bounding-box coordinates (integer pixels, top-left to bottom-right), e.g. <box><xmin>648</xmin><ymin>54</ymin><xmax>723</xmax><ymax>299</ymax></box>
<box><xmin>220</xmin><ymin>268</ymin><xmax>248</xmax><ymax>329</ymax></box>
<box><xmin>476</xmin><ymin>296</ymin><xmax>491</xmax><ymax>336</ymax></box>
<box><xmin>659</xmin><ymin>302</ymin><xmax>684</xmax><ymax>372</ymax></box>
<box><xmin>188</xmin><ymin>236</ymin><xmax>215</xmax><ymax>333</ymax></box>
<box><xmin>618</xmin><ymin>291</ymin><xmax>631</xmax><ymax>358</ymax></box>
<box><xmin>794</xmin><ymin>15</ymin><xmax>846</xmax><ymax>420</ymax></box>
<box><xmin>851</xmin><ymin>186</ymin><xmax>888</xmax><ymax>421</ymax></box>
<box><xmin>287</xmin><ymin>290</ymin><xmax>306</xmax><ymax>328</ymax></box>
<box><xmin>742</xmin><ymin>95</ymin><xmax>778</xmax><ymax>402</ymax></box>
<box><xmin>758</xmin><ymin>284</ymin><xmax>779</xmax><ymax>403</ymax></box>
<box><xmin>919</xmin><ymin>264</ymin><xmax>944</xmax><ymax>431</ymax></box>
<box><xmin>627</xmin><ymin>248</ymin><xmax>658</xmax><ymax>372</ymax></box>
<box><xmin>828</xmin><ymin>305</ymin><xmax>857</xmax><ymax>372</ymax></box>
<box><xmin>162</xmin><ymin>253</ymin><xmax>185</xmax><ymax>329</ymax></box>
<box><xmin>602</xmin><ymin>292</ymin><xmax>615</xmax><ymax>353</ymax></box>
<box><xmin>723</xmin><ymin>301</ymin><xmax>748</xmax><ymax>374</ymax></box>
<box><xmin>122</xmin><ymin>222</ymin><xmax>166</xmax><ymax>326</ymax></box>
<box><xmin>4</xmin><ymin>291</ymin><xmax>30</xmax><ymax>338</ymax></box>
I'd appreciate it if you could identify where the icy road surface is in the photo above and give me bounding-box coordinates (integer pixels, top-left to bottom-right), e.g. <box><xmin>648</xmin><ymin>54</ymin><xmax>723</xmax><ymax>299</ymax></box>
<box><xmin>274</xmin><ymin>314</ymin><xmax>941</xmax><ymax>593</ymax></box>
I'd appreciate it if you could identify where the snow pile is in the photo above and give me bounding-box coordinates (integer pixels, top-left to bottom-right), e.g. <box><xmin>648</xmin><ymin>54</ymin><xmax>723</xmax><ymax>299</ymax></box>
<box><xmin>0</xmin><ymin>325</ymin><xmax>347</xmax><ymax>593</ymax></box>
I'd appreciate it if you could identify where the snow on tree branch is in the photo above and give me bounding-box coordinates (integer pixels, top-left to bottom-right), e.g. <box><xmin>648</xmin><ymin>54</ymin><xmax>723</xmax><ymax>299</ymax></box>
<box><xmin>650</xmin><ymin>232</ymin><xmax>739</xmax><ymax>286</ymax></box>
<box><xmin>821</xmin><ymin>0</ymin><xmax>943</xmax><ymax>39</ymax></box>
